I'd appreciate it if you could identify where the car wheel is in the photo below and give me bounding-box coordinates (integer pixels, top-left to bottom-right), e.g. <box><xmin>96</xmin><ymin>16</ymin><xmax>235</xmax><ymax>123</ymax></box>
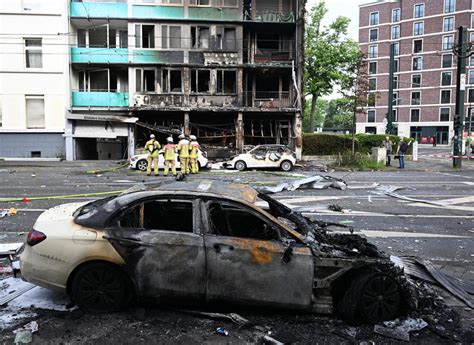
<box><xmin>336</xmin><ymin>271</ymin><xmax>402</xmax><ymax>324</ymax></box>
<box><xmin>136</xmin><ymin>159</ymin><xmax>148</xmax><ymax>172</ymax></box>
<box><xmin>280</xmin><ymin>160</ymin><xmax>293</xmax><ymax>172</ymax></box>
<box><xmin>71</xmin><ymin>262</ymin><xmax>132</xmax><ymax>313</ymax></box>
<box><xmin>235</xmin><ymin>160</ymin><xmax>247</xmax><ymax>171</ymax></box>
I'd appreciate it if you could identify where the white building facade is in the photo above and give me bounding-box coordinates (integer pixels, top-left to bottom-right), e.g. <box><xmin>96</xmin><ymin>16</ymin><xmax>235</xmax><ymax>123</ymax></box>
<box><xmin>0</xmin><ymin>0</ymin><xmax>69</xmax><ymax>158</ymax></box>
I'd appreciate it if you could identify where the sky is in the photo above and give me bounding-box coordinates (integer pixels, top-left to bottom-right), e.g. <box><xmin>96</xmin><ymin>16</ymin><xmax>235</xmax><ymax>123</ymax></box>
<box><xmin>306</xmin><ymin>0</ymin><xmax>369</xmax><ymax>41</ymax></box>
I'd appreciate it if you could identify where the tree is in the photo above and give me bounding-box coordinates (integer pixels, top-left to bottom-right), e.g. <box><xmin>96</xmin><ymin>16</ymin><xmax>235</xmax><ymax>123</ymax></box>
<box><xmin>339</xmin><ymin>53</ymin><xmax>371</xmax><ymax>157</ymax></box>
<box><xmin>303</xmin><ymin>98</ymin><xmax>327</xmax><ymax>133</ymax></box>
<box><xmin>304</xmin><ymin>1</ymin><xmax>360</xmax><ymax>133</ymax></box>
<box><xmin>323</xmin><ymin>98</ymin><xmax>353</xmax><ymax>129</ymax></box>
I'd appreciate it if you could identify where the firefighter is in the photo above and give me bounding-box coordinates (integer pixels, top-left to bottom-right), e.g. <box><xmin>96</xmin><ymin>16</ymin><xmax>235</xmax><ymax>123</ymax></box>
<box><xmin>189</xmin><ymin>135</ymin><xmax>201</xmax><ymax>174</ymax></box>
<box><xmin>163</xmin><ymin>137</ymin><xmax>177</xmax><ymax>176</ymax></box>
<box><xmin>145</xmin><ymin>134</ymin><xmax>161</xmax><ymax>176</ymax></box>
<box><xmin>177</xmin><ymin>134</ymin><xmax>190</xmax><ymax>175</ymax></box>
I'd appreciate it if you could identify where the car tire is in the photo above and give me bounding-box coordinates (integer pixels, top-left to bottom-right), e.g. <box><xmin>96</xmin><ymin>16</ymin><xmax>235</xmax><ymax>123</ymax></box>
<box><xmin>136</xmin><ymin>159</ymin><xmax>148</xmax><ymax>172</ymax></box>
<box><xmin>280</xmin><ymin>160</ymin><xmax>293</xmax><ymax>172</ymax></box>
<box><xmin>235</xmin><ymin>161</ymin><xmax>247</xmax><ymax>171</ymax></box>
<box><xmin>336</xmin><ymin>271</ymin><xmax>402</xmax><ymax>324</ymax></box>
<box><xmin>71</xmin><ymin>262</ymin><xmax>133</xmax><ymax>313</ymax></box>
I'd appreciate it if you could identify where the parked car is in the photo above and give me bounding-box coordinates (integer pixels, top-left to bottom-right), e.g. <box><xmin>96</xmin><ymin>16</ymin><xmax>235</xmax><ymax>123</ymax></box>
<box><xmin>223</xmin><ymin>145</ymin><xmax>296</xmax><ymax>171</ymax></box>
<box><xmin>129</xmin><ymin>149</ymin><xmax>208</xmax><ymax>171</ymax></box>
<box><xmin>20</xmin><ymin>181</ymin><xmax>413</xmax><ymax>323</ymax></box>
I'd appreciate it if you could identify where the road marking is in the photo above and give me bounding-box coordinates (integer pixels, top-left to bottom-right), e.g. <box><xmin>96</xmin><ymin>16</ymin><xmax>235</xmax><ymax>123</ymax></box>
<box><xmin>408</xmin><ymin>203</ymin><xmax>474</xmax><ymax>212</ymax></box>
<box><xmin>303</xmin><ymin>211</ymin><xmax>474</xmax><ymax>219</ymax></box>
<box><xmin>436</xmin><ymin>195</ymin><xmax>474</xmax><ymax>205</ymax></box>
<box><xmin>336</xmin><ymin>230</ymin><xmax>470</xmax><ymax>239</ymax></box>
<box><xmin>437</xmin><ymin>172</ymin><xmax>474</xmax><ymax>180</ymax></box>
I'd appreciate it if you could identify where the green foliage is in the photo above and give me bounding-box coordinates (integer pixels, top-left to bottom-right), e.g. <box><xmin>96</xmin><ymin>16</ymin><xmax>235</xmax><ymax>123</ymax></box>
<box><xmin>336</xmin><ymin>153</ymin><xmax>387</xmax><ymax>171</ymax></box>
<box><xmin>302</xmin><ymin>134</ymin><xmax>354</xmax><ymax>155</ymax></box>
<box><xmin>355</xmin><ymin>134</ymin><xmax>398</xmax><ymax>154</ymax></box>
<box><xmin>303</xmin><ymin>133</ymin><xmax>415</xmax><ymax>156</ymax></box>
<box><xmin>304</xmin><ymin>1</ymin><xmax>361</xmax><ymax>132</ymax></box>
<box><xmin>323</xmin><ymin>98</ymin><xmax>353</xmax><ymax>129</ymax></box>
<box><xmin>303</xmin><ymin>98</ymin><xmax>327</xmax><ymax>133</ymax></box>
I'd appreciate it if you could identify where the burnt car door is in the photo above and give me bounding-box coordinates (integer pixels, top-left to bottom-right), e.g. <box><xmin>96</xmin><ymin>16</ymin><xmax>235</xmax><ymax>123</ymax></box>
<box><xmin>104</xmin><ymin>197</ymin><xmax>206</xmax><ymax>302</ymax></box>
<box><xmin>202</xmin><ymin>199</ymin><xmax>314</xmax><ymax>309</ymax></box>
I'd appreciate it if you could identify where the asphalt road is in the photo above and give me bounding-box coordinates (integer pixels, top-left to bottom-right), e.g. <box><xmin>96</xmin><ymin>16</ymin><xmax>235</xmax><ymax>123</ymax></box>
<box><xmin>0</xmin><ymin>158</ymin><xmax>473</xmax><ymax>343</ymax></box>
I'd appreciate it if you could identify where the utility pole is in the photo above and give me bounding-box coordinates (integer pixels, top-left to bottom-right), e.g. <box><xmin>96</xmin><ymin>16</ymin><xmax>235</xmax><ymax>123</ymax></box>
<box><xmin>386</xmin><ymin>42</ymin><xmax>395</xmax><ymax>135</ymax></box>
<box><xmin>453</xmin><ymin>26</ymin><xmax>468</xmax><ymax>169</ymax></box>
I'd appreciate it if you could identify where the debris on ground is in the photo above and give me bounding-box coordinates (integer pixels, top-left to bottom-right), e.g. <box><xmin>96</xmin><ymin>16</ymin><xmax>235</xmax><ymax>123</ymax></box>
<box><xmin>215</xmin><ymin>327</ymin><xmax>229</xmax><ymax>336</ymax></box>
<box><xmin>257</xmin><ymin>175</ymin><xmax>347</xmax><ymax>194</ymax></box>
<box><xmin>0</xmin><ymin>208</ymin><xmax>17</xmax><ymax>218</ymax></box>
<box><xmin>328</xmin><ymin>204</ymin><xmax>343</xmax><ymax>212</ymax></box>
<box><xmin>174</xmin><ymin>309</ymin><xmax>250</xmax><ymax>326</ymax></box>
<box><xmin>374</xmin><ymin>318</ymin><xmax>428</xmax><ymax>341</ymax></box>
<box><xmin>373</xmin><ymin>186</ymin><xmax>444</xmax><ymax>207</ymax></box>
<box><xmin>391</xmin><ymin>256</ymin><xmax>474</xmax><ymax>308</ymax></box>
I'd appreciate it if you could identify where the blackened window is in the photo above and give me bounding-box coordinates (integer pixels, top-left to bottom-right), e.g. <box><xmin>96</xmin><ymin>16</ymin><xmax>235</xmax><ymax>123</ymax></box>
<box><xmin>412</xmin><ymin>74</ymin><xmax>421</xmax><ymax>87</ymax></box>
<box><xmin>441</xmin><ymin>72</ymin><xmax>452</xmax><ymax>86</ymax></box>
<box><xmin>413</xmin><ymin>39</ymin><xmax>422</xmax><ymax>54</ymax></box>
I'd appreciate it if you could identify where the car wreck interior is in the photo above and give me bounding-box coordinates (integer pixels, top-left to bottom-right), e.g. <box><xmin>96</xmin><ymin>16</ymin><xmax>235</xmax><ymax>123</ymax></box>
<box><xmin>112</xmin><ymin>200</ymin><xmax>193</xmax><ymax>233</ymax></box>
<box><xmin>208</xmin><ymin>202</ymin><xmax>279</xmax><ymax>240</ymax></box>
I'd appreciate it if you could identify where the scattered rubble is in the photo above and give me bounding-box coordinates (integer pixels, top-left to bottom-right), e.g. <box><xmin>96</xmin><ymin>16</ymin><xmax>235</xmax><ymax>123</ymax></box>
<box><xmin>373</xmin><ymin>186</ymin><xmax>445</xmax><ymax>207</ymax></box>
<box><xmin>391</xmin><ymin>256</ymin><xmax>474</xmax><ymax>308</ymax></box>
<box><xmin>257</xmin><ymin>175</ymin><xmax>347</xmax><ymax>194</ymax></box>
<box><xmin>0</xmin><ymin>208</ymin><xmax>17</xmax><ymax>218</ymax></box>
<box><xmin>374</xmin><ymin>318</ymin><xmax>428</xmax><ymax>341</ymax></box>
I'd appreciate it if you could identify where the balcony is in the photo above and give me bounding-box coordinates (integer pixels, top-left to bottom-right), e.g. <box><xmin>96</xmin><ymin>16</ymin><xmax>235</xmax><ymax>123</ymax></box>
<box><xmin>72</xmin><ymin>91</ymin><xmax>129</xmax><ymax>107</ymax></box>
<box><xmin>71</xmin><ymin>48</ymin><xmax>129</xmax><ymax>64</ymax></box>
<box><xmin>133</xmin><ymin>94</ymin><xmax>239</xmax><ymax>109</ymax></box>
<box><xmin>133</xmin><ymin>50</ymin><xmax>184</xmax><ymax>64</ymax></box>
<box><xmin>132</xmin><ymin>5</ymin><xmax>184</xmax><ymax>19</ymax></box>
<box><xmin>188</xmin><ymin>6</ymin><xmax>240</xmax><ymax>21</ymax></box>
<box><xmin>70</xmin><ymin>1</ymin><xmax>128</xmax><ymax>18</ymax></box>
<box><xmin>244</xmin><ymin>9</ymin><xmax>295</xmax><ymax>23</ymax></box>
<box><xmin>243</xmin><ymin>92</ymin><xmax>293</xmax><ymax>109</ymax></box>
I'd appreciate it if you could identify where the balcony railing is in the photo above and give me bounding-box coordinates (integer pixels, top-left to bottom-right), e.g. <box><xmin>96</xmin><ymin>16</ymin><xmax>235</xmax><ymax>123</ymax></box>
<box><xmin>244</xmin><ymin>8</ymin><xmax>295</xmax><ymax>23</ymax></box>
<box><xmin>70</xmin><ymin>0</ymin><xmax>128</xmax><ymax>18</ymax></box>
<box><xmin>71</xmin><ymin>48</ymin><xmax>129</xmax><ymax>64</ymax></box>
<box><xmin>72</xmin><ymin>91</ymin><xmax>129</xmax><ymax>107</ymax></box>
<box><xmin>132</xmin><ymin>92</ymin><xmax>295</xmax><ymax>109</ymax></box>
<box><xmin>243</xmin><ymin>92</ymin><xmax>294</xmax><ymax>108</ymax></box>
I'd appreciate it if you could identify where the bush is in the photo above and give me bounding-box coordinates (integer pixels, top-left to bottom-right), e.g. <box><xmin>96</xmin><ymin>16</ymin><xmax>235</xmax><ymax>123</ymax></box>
<box><xmin>355</xmin><ymin>134</ymin><xmax>400</xmax><ymax>154</ymax></box>
<box><xmin>302</xmin><ymin>134</ymin><xmax>355</xmax><ymax>155</ymax></box>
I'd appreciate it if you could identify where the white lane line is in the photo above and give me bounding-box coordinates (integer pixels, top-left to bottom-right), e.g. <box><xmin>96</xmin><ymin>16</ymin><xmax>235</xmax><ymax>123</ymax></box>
<box><xmin>437</xmin><ymin>172</ymin><xmax>474</xmax><ymax>180</ymax></box>
<box><xmin>336</xmin><ymin>230</ymin><xmax>470</xmax><ymax>239</ymax></box>
<box><xmin>464</xmin><ymin>182</ymin><xmax>474</xmax><ymax>186</ymax></box>
<box><xmin>436</xmin><ymin>195</ymin><xmax>474</xmax><ymax>205</ymax></box>
<box><xmin>302</xmin><ymin>211</ymin><xmax>474</xmax><ymax>219</ymax></box>
<box><xmin>407</xmin><ymin>202</ymin><xmax>474</xmax><ymax>212</ymax></box>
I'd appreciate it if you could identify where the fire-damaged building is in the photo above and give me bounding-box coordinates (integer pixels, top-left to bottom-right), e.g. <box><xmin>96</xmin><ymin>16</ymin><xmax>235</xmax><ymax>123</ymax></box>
<box><xmin>65</xmin><ymin>0</ymin><xmax>305</xmax><ymax>160</ymax></box>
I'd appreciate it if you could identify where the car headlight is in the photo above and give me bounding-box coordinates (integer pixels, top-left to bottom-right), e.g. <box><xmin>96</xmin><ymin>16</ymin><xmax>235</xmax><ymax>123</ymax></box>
<box><xmin>131</xmin><ymin>156</ymin><xmax>138</xmax><ymax>161</ymax></box>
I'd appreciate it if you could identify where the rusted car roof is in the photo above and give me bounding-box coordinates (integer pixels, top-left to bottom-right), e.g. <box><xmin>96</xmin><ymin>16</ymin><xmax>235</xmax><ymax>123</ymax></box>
<box><xmin>156</xmin><ymin>180</ymin><xmax>258</xmax><ymax>204</ymax></box>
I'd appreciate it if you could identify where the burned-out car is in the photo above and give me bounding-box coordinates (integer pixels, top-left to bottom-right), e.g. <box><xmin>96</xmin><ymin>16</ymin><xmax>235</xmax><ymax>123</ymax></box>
<box><xmin>20</xmin><ymin>181</ymin><xmax>414</xmax><ymax>323</ymax></box>
<box><xmin>223</xmin><ymin>145</ymin><xmax>297</xmax><ymax>171</ymax></box>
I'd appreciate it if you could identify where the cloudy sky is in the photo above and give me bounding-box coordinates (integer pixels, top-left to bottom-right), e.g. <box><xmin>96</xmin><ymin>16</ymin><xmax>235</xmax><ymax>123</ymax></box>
<box><xmin>306</xmin><ymin>0</ymin><xmax>369</xmax><ymax>40</ymax></box>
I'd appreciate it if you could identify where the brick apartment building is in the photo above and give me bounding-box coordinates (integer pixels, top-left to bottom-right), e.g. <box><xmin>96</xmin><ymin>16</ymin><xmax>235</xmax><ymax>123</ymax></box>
<box><xmin>358</xmin><ymin>0</ymin><xmax>474</xmax><ymax>144</ymax></box>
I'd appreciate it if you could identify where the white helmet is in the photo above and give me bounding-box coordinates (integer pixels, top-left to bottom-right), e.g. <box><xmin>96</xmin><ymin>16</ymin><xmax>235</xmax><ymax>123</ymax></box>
<box><xmin>167</xmin><ymin>137</ymin><xmax>173</xmax><ymax>143</ymax></box>
<box><xmin>190</xmin><ymin>135</ymin><xmax>197</xmax><ymax>141</ymax></box>
<box><xmin>178</xmin><ymin>134</ymin><xmax>185</xmax><ymax>139</ymax></box>
<box><xmin>150</xmin><ymin>134</ymin><xmax>155</xmax><ymax>139</ymax></box>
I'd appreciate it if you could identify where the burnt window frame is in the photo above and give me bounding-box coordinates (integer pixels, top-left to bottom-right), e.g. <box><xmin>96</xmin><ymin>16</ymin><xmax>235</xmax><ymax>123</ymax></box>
<box><xmin>202</xmin><ymin>198</ymin><xmax>283</xmax><ymax>242</ymax></box>
<box><xmin>106</xmin><ymin>196</ymin><xmax>198</xmax><ymax>234</ymax></box>
<box><xmin>161</xmin><ymin>68</ymin><xmax>183</xmax><ymax>93</ymax></box>
<box><xmin>191</xmin><ymin>25</ymin><xmax>211</xmax><ymax>49</ymax></box>
<box><xmin>216</xmin><ymin>69</ymin><xmax>237</xmax><ymax>95</ymax></box>
<box><xmin>190</xmin><ymin>69</ymin><xmax>211</xmax><ymax>94</ymax></box>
